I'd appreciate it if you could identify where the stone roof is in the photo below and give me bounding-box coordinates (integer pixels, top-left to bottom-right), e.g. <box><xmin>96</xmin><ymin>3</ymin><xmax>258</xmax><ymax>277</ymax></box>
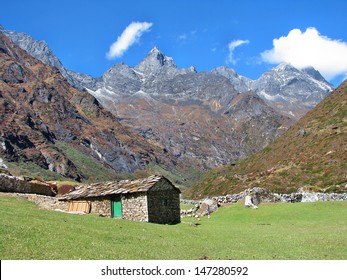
<box><xmin>59</xmin><ymin>175</ymin><xmax>179</xmax><ymax>200</ymax></box>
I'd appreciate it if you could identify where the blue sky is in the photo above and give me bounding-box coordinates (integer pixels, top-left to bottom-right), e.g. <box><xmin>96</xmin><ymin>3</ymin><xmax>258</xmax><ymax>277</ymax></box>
<box><xmin>1</xmin><ymin>0</ymin><xmax>347</xmax><ymax>86</ymax></box>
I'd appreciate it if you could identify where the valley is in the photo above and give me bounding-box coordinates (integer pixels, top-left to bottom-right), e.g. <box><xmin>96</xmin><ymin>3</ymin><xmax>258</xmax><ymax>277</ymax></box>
<box><xmin>1</xmin><ymin>1</ymin><xmax>346</xmax><ymax>269</ymax></box>
<box><xmin>1</xmin><ymin>195</ymin><xmax>346</xmax><ymax>259</ymax></box>
<box><xmin>0</xmin><ymin>25</ymin><xmax>344</xmax><ymax>198</ymax></box>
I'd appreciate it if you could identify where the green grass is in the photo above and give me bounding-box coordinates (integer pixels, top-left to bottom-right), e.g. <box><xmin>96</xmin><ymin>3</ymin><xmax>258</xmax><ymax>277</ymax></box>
<box><xmin>0</xmin><ymin>196</ymin><xmax>346</xmax><ymax>260</ymax></box>
<box><xmin>54</xmin><ymin>141</ymin><xmax>122</xmax><ymax>182</ymax></box>
<box><xmin>5</xmin><ymin>160</ymin><xmax>68</xmax><ymax>181</ymax></box>
<box><xmin>180</xmin><ymin>203</ymin><xmax>195</xmax><ymax>210</ymax></box>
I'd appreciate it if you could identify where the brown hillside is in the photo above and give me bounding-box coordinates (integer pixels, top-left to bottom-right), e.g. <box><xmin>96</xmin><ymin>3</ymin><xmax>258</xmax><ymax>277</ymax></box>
<box><xmin>0</xmin><ymin>31</ymin><xmax>177</xmax><ymax>181</ymax></box>
<box><xmin>185</xmin><ymin>80</ymin><xmax>347</xmax><ymax>199</ymax></box>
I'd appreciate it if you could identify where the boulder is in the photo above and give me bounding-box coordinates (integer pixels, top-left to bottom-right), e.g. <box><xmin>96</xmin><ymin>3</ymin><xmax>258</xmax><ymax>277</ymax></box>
<box><xmin>195</xmin><ymin>198</ymin><xmax>218</xmax><ymax>216</ymax></box>
<box><xmin>244</xmin><ymin>195</ymin><xmax>258</xmax><ymax>209</ymax></box>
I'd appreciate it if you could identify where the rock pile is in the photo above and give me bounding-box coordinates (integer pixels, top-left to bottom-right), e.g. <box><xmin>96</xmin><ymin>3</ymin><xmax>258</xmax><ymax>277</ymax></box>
<box><xmin>181</xmin><ymin>198</ymin><xmax>219</xmax><ymax>218</ymax></box>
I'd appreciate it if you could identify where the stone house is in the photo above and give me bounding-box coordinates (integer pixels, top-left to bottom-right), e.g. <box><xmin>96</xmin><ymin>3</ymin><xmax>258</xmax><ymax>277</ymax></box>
<box><xmin>59</xmin><ymin>175</ymin><xmax>181</xmax><ymax>224</ymax></box>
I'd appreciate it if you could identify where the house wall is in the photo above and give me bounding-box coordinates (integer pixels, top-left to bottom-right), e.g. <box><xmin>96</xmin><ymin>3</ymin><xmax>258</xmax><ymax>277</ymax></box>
<box><xmin>89</xmin><ymin>197</ymin><xmax>112</xmax><ymax>216</ymax></box>
<box><xmin>72</xmin><ymin>197</ymin><xmax>112</xmax><ymax>216</ymax></box>
<box><xmin>147</xmin><ymin>180</ymin><xmax>181</xmax><ymax>224</ymax></box>
<box><xmin>121</xmin><ymin>193</ymin><xmax>148</xmax><ymax>222</ymax></box>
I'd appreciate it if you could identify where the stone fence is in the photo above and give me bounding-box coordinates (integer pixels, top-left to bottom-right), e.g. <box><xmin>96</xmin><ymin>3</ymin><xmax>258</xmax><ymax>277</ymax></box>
<box><xmin>0</xmin><ymin>173</ymin><xmax>57</xmax><ymax>196</ymax></box>
<box><xmin>209</xmin><ymin>188</ymin><xmax>347</xmax><ymax>205</ymax></box>
<box><xmin>181</xmin><ymin>187</ymin><xmax>347</xmax><ymax>217</ymax></box>
<box><xmin>0</xmin><ymin>192</ymin><xmax>67</xmax><ymax>211</ymax></box>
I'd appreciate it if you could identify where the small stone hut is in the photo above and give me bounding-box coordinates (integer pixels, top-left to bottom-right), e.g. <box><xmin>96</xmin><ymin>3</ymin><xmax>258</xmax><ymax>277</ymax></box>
<box><xmin>59</xmin><ymin>175</ymin><xmax>181</xmax><ymax>224</ymax></box>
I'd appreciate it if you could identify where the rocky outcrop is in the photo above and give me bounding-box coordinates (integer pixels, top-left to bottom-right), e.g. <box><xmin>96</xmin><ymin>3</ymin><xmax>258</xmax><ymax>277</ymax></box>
<box><xmin>195</xmin><ymin>198</ymin><xmax>219</xmax><ymax>216</ymax></box>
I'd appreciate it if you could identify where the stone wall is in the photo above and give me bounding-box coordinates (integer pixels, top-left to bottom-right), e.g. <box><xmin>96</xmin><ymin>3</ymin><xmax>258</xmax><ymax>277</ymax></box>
<box><xmin>147</xmin><ymin>189</ymin><xmax>181</xmax><ymax>224</ymax></box>
<box><xmin>0</xmin><ymin>174</ymin><xmax>56</xmax><ymax>196</ymax></box>
<box><xmin>280</xmin><ymin>192</ymin><xmax>347</xmax><ymax>203</ymax></box>
<box><xmin>72</xmin><ymin>197</ymin><xmax>112</xmax><ymax>216</ymax></box>
<box><xmin>90</xmin><ymin>197</ymin><xmax>112</xmax><ymax>216</ymax></box>
<box><xmin>207</xmin><ymin>187</ymin><xmax>347</xmax><ymax>205</ymax></box>
<box><xmin>121</xmin><ymin>193</ymin><xmax>149</xmax><ymax>222</ymax></box>
<box><xmin>0</xmin><ymin>192</ymin><xmax>68</xmax><ymax>211</ymax></box>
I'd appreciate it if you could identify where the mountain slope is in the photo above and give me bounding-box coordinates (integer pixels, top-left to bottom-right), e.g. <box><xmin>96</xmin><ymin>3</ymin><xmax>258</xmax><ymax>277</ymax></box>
<box><xmin>0</xmin><ymin>31</ymin><xmax>176</xmax><ymax>181</ymax></box>
<box><xmin>87</xmin><ymin>47</ymin><xmax>291</xmax><ymax>169</ymax></box>
<box><xmin>0</xmin><ymin>25</ymin><xmax>97</xmax><ymax>91</ymax></box>
<box><xmin>1</xmin><ymin>26</ymin><xmax>334</xmax><ymax>178</ymax></box>
<box><xmin>186</xmin><ymin>80</ymin><xmax>347</xmax><ymax>198</ymax></box>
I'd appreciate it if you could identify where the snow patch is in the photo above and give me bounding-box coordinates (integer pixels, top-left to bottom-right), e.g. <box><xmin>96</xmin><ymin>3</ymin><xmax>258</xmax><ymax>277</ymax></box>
<box><xmin>135</xmin><ymin>90</ymin><xmax>148</xmax><ymax>95</ymax></box>
<box><xmin>86</xmin><ymin>87</ymin><xmax>118</xmax><ymax>100</ymax></box>
<box><xmin>133</xmin><ymin>69</ymin><xmax>144</xmax><ymax>76</ymax></box>
<box><xmin>257</xmin><ymin>90</ymin><xmax>287</xmax><ymax>101</ymax></box>
<box><xmin>90</xmin><ymin>143</ymin><xmax>105</xmax><ymax>161</ymax></box>
<box><xmin>288</xmin><ymin>111</ymin><xmax>295</xmax><ymax>117</ymax></box>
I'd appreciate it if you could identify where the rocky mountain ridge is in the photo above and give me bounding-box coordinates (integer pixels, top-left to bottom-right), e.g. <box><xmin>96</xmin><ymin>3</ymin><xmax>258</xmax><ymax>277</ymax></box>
<box><xmin>85</xmin><ymin>47</ymin><xmax>292</xmax><ymax>169</ymax></box>
<box><xmin>0</xmin><ymin>31</ymin><xmax>177</xmax><ymax>182</ymax></box>
<box><xmin>0</xmin><ymin>25</ymin><xmax>96</xmax><ymax>91</ymax></box>
<box><xmin>0</xmin><ymin>25</ymin><xmax>336</xmax><ymax>181</ymax></box>
<box><xmin>1</xmin><ymin>25</ymin><xmax>333</xmax><ymax>119</ymax></box>
<box><xmin>212</xmin><ymin>63</ymin><xmax>333</xmax><ymax>119</ymax></box>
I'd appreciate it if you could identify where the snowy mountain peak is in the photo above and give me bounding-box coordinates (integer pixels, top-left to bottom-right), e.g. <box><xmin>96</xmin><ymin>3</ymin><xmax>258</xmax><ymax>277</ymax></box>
<box><xmin>150</xmin><ymin>46</ymin><xmax>161</xmax><ymax>53</ymax></box>
<box><xmin>273</xmin><ymin>62</ymin><xmax>300</xmax><ymax>73</ymax></box>
<box><xmin>2</xmin><ymin>24</ymin><xmax>334</xmax><ymax>121</ymax></box>
<box><xmin>251</xmin><ymin>64</ymin><xmax>333</xmax><ymax>118</ymax></box>
<box><xmin>301</xmin><ymin>66</ymin><xmax>329</xmax><ymax>83</ymax></box>
<box><xmin>135</xmin><ymin>46</ymin><xmax>177</xmax><ymax>73</ymax></box>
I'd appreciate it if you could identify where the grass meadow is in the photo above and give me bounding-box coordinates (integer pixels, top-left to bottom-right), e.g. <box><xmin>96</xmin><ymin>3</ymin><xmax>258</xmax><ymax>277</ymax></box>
<box><xmin>0</xmin><ymin>196</ymin><xmax>346</xmax><ymax>260</ymax></box>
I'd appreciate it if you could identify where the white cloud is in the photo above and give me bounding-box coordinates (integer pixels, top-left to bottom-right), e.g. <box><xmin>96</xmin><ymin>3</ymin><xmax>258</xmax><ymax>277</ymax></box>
<box><xmin>177</xmin><ymin>30</ymin><xmax>197</xmax><ymax>43</ymax></box>
<box><xmin>227</xmin><ymin>39</ymin><xmax>249</xmax><ymax>65</ymax></box>
<box><xmin>178</xmin><ymin>34</ymin><xmax>187</xmax><ymax>41</ymax></box>
<box><xmin>106</xmin><ymin>21</ymin><xmax>153</xmax><ymax>59</ymax></box>
<box><xmin>261</xmin><ymin>27</ymin><xmax>347</xmax><ymax>81</ymax></box>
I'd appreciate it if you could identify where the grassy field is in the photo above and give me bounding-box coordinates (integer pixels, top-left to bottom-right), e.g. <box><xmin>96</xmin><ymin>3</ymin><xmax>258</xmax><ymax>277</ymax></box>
<box><xmin>0</xmin><ymin>196</ymin><xmax>346</xmax><ymax>260</ymax></box>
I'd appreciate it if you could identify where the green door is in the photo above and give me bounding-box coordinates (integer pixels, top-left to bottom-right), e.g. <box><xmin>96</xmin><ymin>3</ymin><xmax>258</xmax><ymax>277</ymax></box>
<box><xmin>112</xmin><ymin>200</ymin><xmax>122</xmax><ymax>218</ymax></box>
